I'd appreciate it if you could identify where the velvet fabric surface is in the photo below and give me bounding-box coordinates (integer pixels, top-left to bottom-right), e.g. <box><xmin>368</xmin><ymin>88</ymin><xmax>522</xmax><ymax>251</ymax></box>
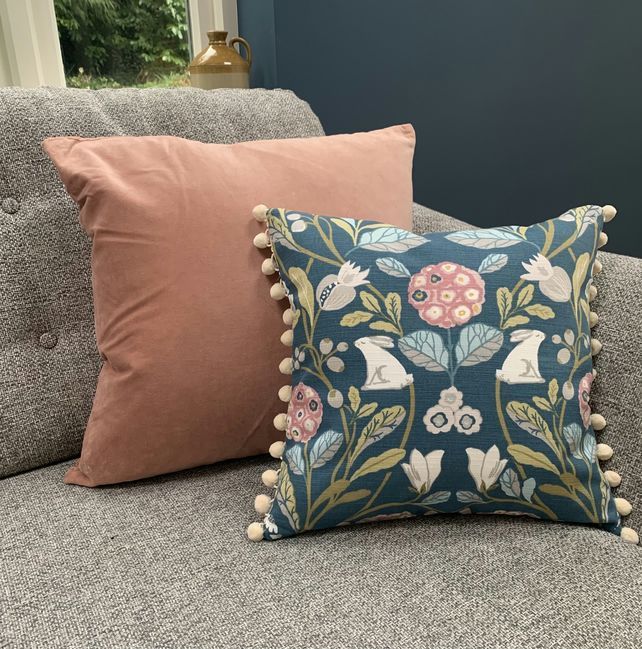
<box><xmin>43</xmin><ymin>125</ymin><xmax>415</xmax><ymax>486</ymax></box>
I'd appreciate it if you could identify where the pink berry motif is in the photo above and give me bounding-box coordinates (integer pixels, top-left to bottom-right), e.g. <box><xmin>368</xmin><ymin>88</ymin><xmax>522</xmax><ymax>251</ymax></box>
<box><xmin>578</xmin><ymin>372</ymin><xmax>594</xmax><ymax>429</ymax></box>
<box><xmin>286</xmin><ymin>382</ymin><xmax>324</xmax><ymax>443</ymax></box>
<box><xmin>408</xmin><ymin>262</ymin><xmax>486</xmax><ymax>329</ymax></box>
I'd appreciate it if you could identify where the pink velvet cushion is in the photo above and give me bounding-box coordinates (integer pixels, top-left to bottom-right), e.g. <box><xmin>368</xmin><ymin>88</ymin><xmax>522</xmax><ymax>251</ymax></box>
<box><xmin>43</xmin><ymin>125</ymin><xmax>415</xmax><ymax>486</ymax></box>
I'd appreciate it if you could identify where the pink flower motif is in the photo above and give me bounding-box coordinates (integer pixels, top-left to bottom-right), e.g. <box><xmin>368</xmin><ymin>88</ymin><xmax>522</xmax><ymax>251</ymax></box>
<box><xmin>578</xmin><ymin>372</ymin><xmax>594</xmax><ymax>429</ymax></box>
<box><xmin>286</xmin><ymin>382</ymin><xmax>323</xmax><ymax>443</ymax></box>
<box><xmin>408</xmin><ymin>262</ymin><xmax>485</xmax><ymax>328</ymax></box>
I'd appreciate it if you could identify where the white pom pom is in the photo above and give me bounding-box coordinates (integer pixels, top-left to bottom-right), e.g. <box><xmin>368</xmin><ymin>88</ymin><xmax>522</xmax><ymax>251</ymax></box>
<box><xmin>279</xmin><ymin>357</ymin><xmax>293</xmax><ymax>375</ymax></box>
<box><xmin>254</xmin><ymin>494</ymin><xmax>272</xmax><ymax>515</ymax></box>
<box><xmin>604</xmin><ymin>470</ymin><xmax>621</xmax><ymax>488</ymax></box>
<box><xmin>589</xmin><ymin>311</ymin><xmax>599</xmax><ymax>328</ymax></box>
<box><xmin>253</xmin><ymin>232</ymin><xmax>270</xmax><ymax>249</ymax></box>
<box><xmin>273</xmin><ymin>413</ymin><xmax>287</xmax><ymax>431</ymax></box>
<box><xmin>591</xmin><ymin>339</ymin><xmax>603</xmax><ymax>356</ymax></box>
<box><xmin>590</xmin><ymin>413</ymin><xmax>606</xmax><ymax>431</ymax></box>
<box><xmin>598</xmin><ymin>232</ymin><xmax>608</xmax><ymax>248</ymax></box>
<box><xmin>282</xmin><ymin>308</ymin><xmax>295</xmax><ymax>326</ymax></box>
<box><xmin>621</xmin><ymin>527</ymin><xmax>639</xmax><ymax>545</ymax></box>
<box><xmin>602</xmin><ymin>205</ymin><xmax>617</xmax><ymax>222</ymax></box>
<box><xmin>278</xmin><ymin>385</ymin><xmax>292</xmax><ymax>402</ymax></box>
<box><xmin>270</xmin><ymin>282</ymin><xmax>287</xmax><ymax>300</ymax></box>
<box><xmin>596</xmin><ymin>443</ymin><xmax>613</xmax><ymax>461</ymax></box>
<box><xmin>592</xmin><ymin>368</ymin><xmax>597</xmax><ymax>378</ymax></box>
<box><xmin>252</xmin><ymin>204</ymin><xmax>269</xmax><ymax>222</ymax></box>
<box><xmin>280</xmin><ymin>329</ymin><xmax>294</xmax><ymax>346</ymax></box>
<box><xmin>588</xmin><ymin>285</ymin><xmax>598</xmax><ymax>301</ymax></box>
<box><xmin>246</xmin><ymin>522</ymin><xmax>264</xmax><ymax>542</ymax></box>
<box><xmin>261</xmin><ymin>257</ymin><xmax>276</xmax><ymax>275</ymax></box>
<box><xmin>262</xmin><ymin>469</ymin><xmax>279</xmax><ymax>488</ymax></box>
<box><xmin>269</xmin><ymin>440</ymin><xmax>285</xmax><ymax>458</ymax></box>
<box><xmin>615</xmin><ymin>497</ymin><xmax>633</xmax><ymax>517</ymax></box>
<box><xmin>593</xmin><ymin>259</ymin><xmax>603</xmax><ymax>275</ymax></box>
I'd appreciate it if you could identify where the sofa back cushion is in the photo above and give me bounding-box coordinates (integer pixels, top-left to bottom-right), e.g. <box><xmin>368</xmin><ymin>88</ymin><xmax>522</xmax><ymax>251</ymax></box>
<box><xmin>0</xmin><ymin>87</ymin><xmax>324</xmax><ymax>478</ymax></box>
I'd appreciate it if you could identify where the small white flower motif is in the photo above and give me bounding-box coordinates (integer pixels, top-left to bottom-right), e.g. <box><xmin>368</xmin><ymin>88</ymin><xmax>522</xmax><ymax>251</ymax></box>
<box><xmin>292</xmin><ymin>347</ymin><xmax>305</xmax><ymax>370</ymax></box>
<box><xmin>326</xmin><ymin>356</ymin><xmax>345</xmax><ymax>372</ymax></box>
<box><xmin>327</xmin><ymin>389</ymin><xmax>344</xmax><ymax>408</ymax></box>
<box><xmin>263</xmin><ymin>514</ymin><xmax>278</xmax><ymax>534</ymax></box>
<box><xmin>286</xmin><ymin>212</ymin><xmax>303</xmax><ymax>221</ymax></box>
<box><xmin>520</xmin><ymin>254</ymin><xmax>571</xmax><ymax>303</ymax></box>
<box><xmin>291</xmin><ymin>220</ymin><xmax>307</xmax><ymax>233</ymax></box>
<box><xmin>337</xmin><ymin>342</ymin><xmax>349</xmax><ymax>352</ymax></box>
<box><xmin>423</xmin><ymin>405</ymin><xmax>455</xmax><ymax>434</ymax></box>
<box><xmin>454</xmin><ymin>406</ymin><xmax>482</xmax><ymax>435</ymax></box>
<box><xmin>438</xmin><ymin>386</ymin><xmax>464</xmax><ymax>412</ymax></box>
<box><xmin>316</xmin><ymin>261</ymin><xmax>370</xmax><ymax>311</ymax></box>
<box><xmin>319</xmin><ymin>338</ymin><xmax>334</xmax><ymax>355</ymax></box>
<box><xmin>401</xmin><ymin>449</ymin><xmax>444</xmax><ymax>494</ymax></box>
<box><xmin>466</xmin><ymin>445</ymin><xmax>508</xmax><ymax>492</ymax></box>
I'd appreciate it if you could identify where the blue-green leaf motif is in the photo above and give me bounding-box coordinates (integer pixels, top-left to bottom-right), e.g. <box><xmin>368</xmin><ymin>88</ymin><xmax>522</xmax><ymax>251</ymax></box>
<box><xmin>375</xmin><ymin>257</ymin><xmax>411</xmax><ymax>278</ymax></box>
<box><xmin>456</xmin><ymin>490</ymin><xmax>485</xmax><ymax>504</ymax></box>
<box><xmin>478</xmin><ymin>253</ymin><xmax>509</xmax><ymax>274</ymax></box>
<box><xmin>398</xmin><ymin>330</ymin><xmax>449</xmax><ymax>373</ymax></box>
<box><xmin>286</xmin><ymin>444</ymin><xmax>305</xmax><ymax>476</ymax></box>
<box><xmin>422</xmin><ymin>490</ymin><xmax>452</xmax><ymax>505</ymax></box>
<box><xmin>563</xmin><ymin>423</ymin><xmax>583</xmax><ymax>459</ymax></box>
<box><xmin>522</xmin><ymin>478</ymin><xmax>537</xmax><ymax>503</ymax></box>
<box><xmin>355</xmin><ymin>227</ymin><xmax>426</xmax><ymax>252</ymax></box>
<box><xmin>445</xmin><ymin>228</ymin><xmax>524</xmax><ymax>249</ymax></box>
<box><xmin>309</xmin><ymin>429</ymin><xmax>343</xmax><ymax>468</ymax></box>
<box><xmin>455</xmin><ymin>323</ymin><xmax>504</xmax><ymax>367</ymax></box>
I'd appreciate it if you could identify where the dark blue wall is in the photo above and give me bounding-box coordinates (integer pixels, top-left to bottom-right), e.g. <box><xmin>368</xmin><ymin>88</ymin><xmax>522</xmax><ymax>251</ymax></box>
<box><xmin>238</xmin><ymin>0</ymin><xmax>642</xmax><ymax>258</ymax></box>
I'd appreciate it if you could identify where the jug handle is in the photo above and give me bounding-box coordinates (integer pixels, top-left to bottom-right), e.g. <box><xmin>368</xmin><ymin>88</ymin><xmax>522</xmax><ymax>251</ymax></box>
<box><xmin>230</xmin><ymin>37</ymin><xmax>252</xmax><ymax>67</ymax></box>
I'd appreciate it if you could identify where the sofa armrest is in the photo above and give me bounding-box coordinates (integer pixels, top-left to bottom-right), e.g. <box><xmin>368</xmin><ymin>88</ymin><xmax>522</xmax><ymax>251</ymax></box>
<box><xmin>413</xmin><ymin>201</ymin><xmax>641</xmax><ymax>533</ymax></box>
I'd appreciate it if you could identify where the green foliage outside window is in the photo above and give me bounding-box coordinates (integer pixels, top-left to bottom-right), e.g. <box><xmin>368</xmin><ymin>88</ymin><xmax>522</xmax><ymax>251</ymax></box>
<box><xmin>54</xmin><ymin>0</ymin><xmax>190</xmax><ymax>88</ymax></box>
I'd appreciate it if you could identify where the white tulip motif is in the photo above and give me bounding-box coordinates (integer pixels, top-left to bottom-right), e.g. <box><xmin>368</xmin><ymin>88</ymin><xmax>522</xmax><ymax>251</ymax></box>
<box><xmin>401</xmin><ymin>449</ymin><xmax>444</xmax><ymax>494</ymax></box>
<box><xmin>316</xmin><ymin>261</ymin><xmax>370</xmax><ymax>311</ymax></box>
<box><xmin>465</xmin><ymin>445</ymin><xmax>508</xmax><ymax>492</ymax></box>
<box><xmin>520</xmin><ymin>253</ymin><xmax>571</xmax><ymax>303</ymax></box>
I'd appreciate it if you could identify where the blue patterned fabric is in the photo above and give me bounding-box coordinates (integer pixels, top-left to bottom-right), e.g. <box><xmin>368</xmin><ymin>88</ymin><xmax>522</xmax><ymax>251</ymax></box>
<box><xmin>261</xmin><ymin>206</ymin><xmax>620</xmax><ymax>540</ymax></box>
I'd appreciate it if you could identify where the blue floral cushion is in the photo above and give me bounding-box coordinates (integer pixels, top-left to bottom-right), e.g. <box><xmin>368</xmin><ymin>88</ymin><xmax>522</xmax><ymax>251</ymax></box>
<box><xmin>248</xmin><ymin>205</ymin><xmax>637</xmax><ymax>544</ymax></box>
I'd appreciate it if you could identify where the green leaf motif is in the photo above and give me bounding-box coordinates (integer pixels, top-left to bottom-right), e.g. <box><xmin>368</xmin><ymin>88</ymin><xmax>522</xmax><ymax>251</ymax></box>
<box><xmin>348</xmin><ymin>386</ymin><xmax>361</xmax><ymax>413</ymax></box>
<box><xmin>334</xmin><ymin>489</ymin><xmax>371</xmax><ymax>506</ymax></box>
<box><xmin>539</xmin><ymin>483</ymin><xmax>573</xmax><ymax>499</ymax></box>
<box><xmin>357</xmin><ymin>402</ymin><xmax>378</xmax><ymax>419</ymax></box>
<box><xmin>532</xmin><ymin>396</ymin><xmax>551</xmax><ymax>412</ymax></box>
<box><xmin>375</xmin><ymin>257</ymin><xmax>411</xmax><ymax>278</ymax></box>
<box><xmin>497</xmin><ymin>287</ymin><xmax>513</xmax><ymax>320</ymax></box>
<box><xmin>548</xmin><ymin>379</ymin><xmax>559</xmax><ymax>406</ymax></box>
<box><xmin>276</xmin><ymin>467</ymin><xmax>300</xmax><ymax>530</ymax></box>
<box><xmin>572</xmin><ymin>252</ymin><xmax>591</xmax><ymax>300</ymax></box>
<box><xmin>398</xmin><ymin>330</ymin><xmax>449</xmax><ymax>373</ymax></box>
<box><xmin>525</xmin><ymin>304</ymin><xmax>555</xmax><ymax>319</ymax></box>
<box><xmin>516</xmin><ymin>284</ymin><xmax>534</xmax><ymax>309</ymax></box>
<box><xmin>384</xmin><ymin>292</ymin><xmax>402</xmax><ymax>324</ymax></box>
<box><xmin>268</xmin><ymin>218</ymin><xmax>298</xmax><ymax>251</ymax></box>
<box><xmin>507</xmin><ymin>444</ymin><xmax>560</xmax><ymax>475</ymax></box>
<box><xmin>502</xmin><ymin>315</ymin><xmax>530</xmax><ymax>329</ymax></box>
<box><xmin>350</xmin><ymin>448</ymin><xmax>405</xmax><ymax>482</ymax></box>
<box><xmin>454</xmin><ymin>323</ymin><xmax>504</xmax><ymax>367</ymax></box>
<box><xmin>309</xmin><ymin>430</ymin><xmax>343</xmax><ymax>469</ymax></box>
<box><xmin>289</xmin><ymin>267</ymin><xmax>314</xmax><ymax>321</ymax></box>
<box><xmin>353</xmin><ymin>405</ymin><xmax>406</xmax><ymax>456</ymax></box>
<box><xmin>340</xmin><ymin>311</ymin><xmax>374</xmax><ymax>327</ymax></box>
<box><xmin>314</xmin><ymin>479</ymin><xmax>350</xmax><ymax>507</ymax></box>
<box><xmin>369</xmin><ymin>320</ymin><xmax>399</xmax><ymax>334</ymax></box>
<box><xmin>506</xmin><ymin>401</ymin><xmax>555</xmax><ymax>447</ymax></box>
<box><xmin>422</xmin><ymin>490</ymin><xmax>452</xmax><ymax>505</ymax></box>
<box><xmin>360</xmin><ymin>291</ymin><xmax>381</xmax><ymax>313</ymax></box>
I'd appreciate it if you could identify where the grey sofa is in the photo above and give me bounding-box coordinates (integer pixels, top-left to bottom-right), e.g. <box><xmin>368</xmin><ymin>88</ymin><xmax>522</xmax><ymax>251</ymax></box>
<box><xmin>1</xmin><ymin>87</ymin><xmax>640</xmax><ymax>649</ymax></box>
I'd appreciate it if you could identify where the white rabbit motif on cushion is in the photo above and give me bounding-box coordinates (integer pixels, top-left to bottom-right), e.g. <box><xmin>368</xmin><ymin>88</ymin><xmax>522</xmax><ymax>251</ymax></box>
<box><xmin>496</xmin><ymin>329</ymin><xmax>546</xmax><ymax>384</ymax></box>
<box><xmin>354</xmin><ymin>336</ymin><xmax>414</xmax><ymax>391</ymax></box>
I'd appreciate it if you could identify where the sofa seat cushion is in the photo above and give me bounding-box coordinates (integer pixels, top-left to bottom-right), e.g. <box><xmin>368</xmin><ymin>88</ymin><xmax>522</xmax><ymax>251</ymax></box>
<box><xmin>2</xmin><ymin>460</ymin><xmax>640</xmax><ymax>649</ymax></box>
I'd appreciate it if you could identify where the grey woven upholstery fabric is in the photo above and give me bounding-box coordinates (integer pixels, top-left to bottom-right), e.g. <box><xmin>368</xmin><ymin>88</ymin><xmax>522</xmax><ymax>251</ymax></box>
<box><xmin>414</xmin><ymin>202</ymin><xmax>642</xmax><ymax>532</ymax></box>
<box><xmin>0</xmin><ymin>87</ymin><xmax>324</xmax><ymax>478</ymax></box>
<box><xmin>1</xmin><ymin>458</ymin><xmax>640</xmax><ymax>649</ymax></box>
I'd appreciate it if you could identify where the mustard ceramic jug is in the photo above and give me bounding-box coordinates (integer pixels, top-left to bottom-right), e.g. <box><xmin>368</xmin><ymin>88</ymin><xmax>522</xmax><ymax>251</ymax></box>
<box><xmin>188</xmin><ymin>30</ymin><xmax>252</xmax><ymax>89</ymax></box>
